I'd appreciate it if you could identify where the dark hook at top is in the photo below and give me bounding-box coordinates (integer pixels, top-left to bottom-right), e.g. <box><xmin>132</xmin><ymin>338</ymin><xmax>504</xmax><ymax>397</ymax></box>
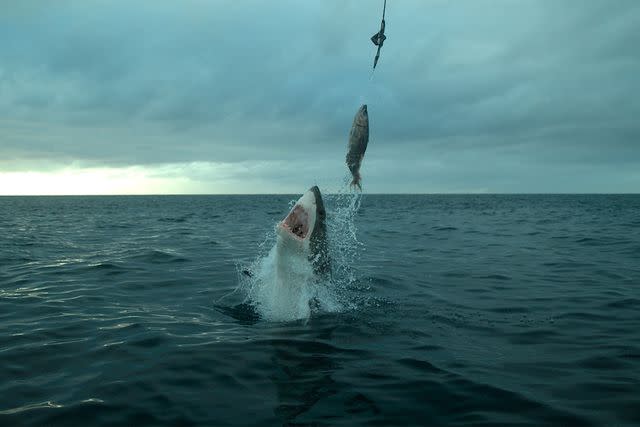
<box><xmin>371</xmin><ymin>0</ymin><xmax>387</xmax><ymax>70</ymax></box>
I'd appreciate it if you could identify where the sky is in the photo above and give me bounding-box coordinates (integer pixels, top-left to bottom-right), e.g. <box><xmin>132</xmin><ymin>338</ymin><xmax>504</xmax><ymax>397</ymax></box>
<box><xmin>1</xmin><ymin>0</ymin><xmax>639</xmax><ymax>194</ymax></box>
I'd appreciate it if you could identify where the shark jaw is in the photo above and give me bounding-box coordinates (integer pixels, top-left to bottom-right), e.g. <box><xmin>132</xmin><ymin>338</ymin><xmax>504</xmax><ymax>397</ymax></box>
<box><xmin>278</xmin><ymin>188</ymin><xmax>318</xmax><ymax>244</ymax></box>
<box><xmin>275</xmin><ymin>185</ymin><xmax>330</xmax><ymax>278</ymax></box>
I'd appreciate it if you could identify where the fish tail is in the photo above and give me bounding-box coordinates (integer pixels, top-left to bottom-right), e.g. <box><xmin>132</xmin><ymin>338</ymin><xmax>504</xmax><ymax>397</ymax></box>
<box><xmin>350</xmin><ymin>173</ymin><xmax>362</xmax><ymax>191</ymax></box>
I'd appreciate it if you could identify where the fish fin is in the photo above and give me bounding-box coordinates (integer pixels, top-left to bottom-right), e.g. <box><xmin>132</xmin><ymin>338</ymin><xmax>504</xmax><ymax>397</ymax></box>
<box><xmin>350</xmin><ymin>173</ymin><xmax>362</xmax><ymax>191</ymax></box>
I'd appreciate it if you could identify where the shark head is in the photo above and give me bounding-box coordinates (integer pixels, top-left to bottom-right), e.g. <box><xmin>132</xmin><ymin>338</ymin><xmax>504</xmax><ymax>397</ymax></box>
<box><xmin>277</xmin><ymin>186</ymin><xmax>330</xmax><ymax>276</ymax></box>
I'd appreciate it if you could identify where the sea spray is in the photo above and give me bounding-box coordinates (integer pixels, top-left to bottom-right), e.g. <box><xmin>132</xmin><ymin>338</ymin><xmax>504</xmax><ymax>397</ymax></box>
<box><xmin>325</xmin><ymin>186</ymin><xmax>364</xmax><ymax>294</ymax></box>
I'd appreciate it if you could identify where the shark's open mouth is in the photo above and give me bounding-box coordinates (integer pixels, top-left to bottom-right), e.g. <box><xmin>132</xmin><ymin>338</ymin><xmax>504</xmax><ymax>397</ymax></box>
<box><xmin>273</xmin><ymin>186</ymin><xmax>329</xmax><ymax>279</ymax></box>
<box><xmin>281</xmin><ymin>205</ymin><xmax>310</xmax><ymax>239</ymax></box>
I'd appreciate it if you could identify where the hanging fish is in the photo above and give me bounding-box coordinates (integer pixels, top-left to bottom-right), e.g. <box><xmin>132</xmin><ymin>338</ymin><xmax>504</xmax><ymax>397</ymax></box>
<box><xmin>346</xmin><ymin>104</ymin><xmax>369</xmax><ymax>190</ymax></box>
<box><xmin>371</xmin><ymin>0</ymin><xmax>387</xmax><ymax>69</ymax></box>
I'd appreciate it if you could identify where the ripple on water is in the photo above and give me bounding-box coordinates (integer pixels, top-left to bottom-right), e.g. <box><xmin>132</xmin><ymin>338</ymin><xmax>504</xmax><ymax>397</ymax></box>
<box><xmin>1</xmin><ymin>194</ymin><xmax>640</xmax><ymax>426</ymax></box>
<box><xmin>129</xmin><ymin>249</ymin><xmax>189</xmax><ymax>264</ymax></box>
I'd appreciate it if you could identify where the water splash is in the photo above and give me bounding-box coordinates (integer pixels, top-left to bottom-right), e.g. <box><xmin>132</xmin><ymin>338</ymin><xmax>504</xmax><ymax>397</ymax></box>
<box><xmin>235</xmin><ymin>176</ymin><xmax>364</xmax><ymax>322</ymax></box>
<box><xmin>325</xmin><ymin>178</ymin><xmax>364</xmax><ymax>296</ymax></box>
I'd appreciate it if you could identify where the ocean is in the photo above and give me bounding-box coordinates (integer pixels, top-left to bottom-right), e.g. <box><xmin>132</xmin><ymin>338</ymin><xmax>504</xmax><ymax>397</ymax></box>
<box><xmin>1</xmin><ymin>194</ymin><xmax>638</xmax><ymax>426</ymax></box>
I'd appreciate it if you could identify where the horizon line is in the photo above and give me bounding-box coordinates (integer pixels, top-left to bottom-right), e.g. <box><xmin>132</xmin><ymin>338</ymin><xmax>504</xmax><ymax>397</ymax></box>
<box><xmin>1</xmin><ymin>192</ymin><xmax>639</xmax><ymax>197</ymax></box>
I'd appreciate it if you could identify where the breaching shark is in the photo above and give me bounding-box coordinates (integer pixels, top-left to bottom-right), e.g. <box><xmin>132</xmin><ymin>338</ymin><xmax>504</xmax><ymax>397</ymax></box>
<box><xmin>239</xmin><ymin>185</ymin><xmax>331</xmax><ymax>320</ymax></box>
<box><xmin>242</xmin><ymin>186</ymin><xmax>329</xmax><ymax>279</ymax></box>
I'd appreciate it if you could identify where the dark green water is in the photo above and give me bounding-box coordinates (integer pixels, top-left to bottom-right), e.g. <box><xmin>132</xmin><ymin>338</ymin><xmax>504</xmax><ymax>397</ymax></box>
<box><xmin>1</xmin><ymin>194</ymin><xmax>639</xmax><ymax>426</ymax></box>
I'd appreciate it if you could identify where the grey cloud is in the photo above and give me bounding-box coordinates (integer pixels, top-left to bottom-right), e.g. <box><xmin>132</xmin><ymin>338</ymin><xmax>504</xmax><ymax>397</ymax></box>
<box><xmin>0</xmin><ymin>0</ymin><xmax>638</xmax><ymax>192</ymax></box>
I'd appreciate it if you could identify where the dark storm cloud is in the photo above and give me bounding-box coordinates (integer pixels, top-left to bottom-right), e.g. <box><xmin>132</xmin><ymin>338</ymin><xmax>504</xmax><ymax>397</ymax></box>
<box><xmin>0</xmin><ymin>0</ymin><xmax>638</xmax><ymax>191</ymax></box>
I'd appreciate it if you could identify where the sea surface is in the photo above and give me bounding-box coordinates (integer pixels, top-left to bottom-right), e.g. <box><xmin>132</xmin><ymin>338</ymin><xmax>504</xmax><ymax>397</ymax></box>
<box><xmin>1</xmin><ymin>194</ymin><xmax>639</xmax><ymax>426</ymax></box>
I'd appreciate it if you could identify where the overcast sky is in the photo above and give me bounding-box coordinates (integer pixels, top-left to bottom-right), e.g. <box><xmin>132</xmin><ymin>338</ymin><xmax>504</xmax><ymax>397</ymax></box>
<box><xmin>1</xmin><ymin>0</ymin><xmax>638</xmax><ymax>194</ymax></box>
